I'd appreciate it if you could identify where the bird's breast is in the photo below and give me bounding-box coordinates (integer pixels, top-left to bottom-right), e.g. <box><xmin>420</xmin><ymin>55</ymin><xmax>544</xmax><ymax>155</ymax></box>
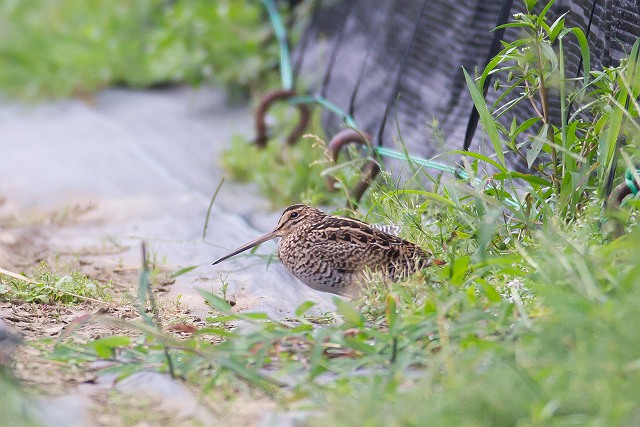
<box><xmin>276</xmin><ymin>233</ymin><xmax>359</xmax><ymax>293</ymax></box>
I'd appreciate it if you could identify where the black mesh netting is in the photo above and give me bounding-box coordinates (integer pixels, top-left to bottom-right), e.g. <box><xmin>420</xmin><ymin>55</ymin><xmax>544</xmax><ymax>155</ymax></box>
<box><xmin>290</xmin><ymin>0</ymin><xmax>640</xmax><ymax>171</ymax></box>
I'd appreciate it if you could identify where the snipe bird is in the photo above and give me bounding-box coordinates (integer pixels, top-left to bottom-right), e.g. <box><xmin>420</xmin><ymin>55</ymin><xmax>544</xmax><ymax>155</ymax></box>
<box><xmin>212</xmin><ymin>204</ymin><xmax>435</xmax><ymax>296</ymax></box>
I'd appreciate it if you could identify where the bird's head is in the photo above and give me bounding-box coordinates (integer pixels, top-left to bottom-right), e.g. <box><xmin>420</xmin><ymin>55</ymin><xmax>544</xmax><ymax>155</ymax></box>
<box><xmin>272</xmin><ymin>204</ymin><xmax>324</xmax><ymax>236</ymax></box>
<box><xmin>212</xmin><ymin>204</ymin><xmax>325</xmax><ymax>266</ymax></box>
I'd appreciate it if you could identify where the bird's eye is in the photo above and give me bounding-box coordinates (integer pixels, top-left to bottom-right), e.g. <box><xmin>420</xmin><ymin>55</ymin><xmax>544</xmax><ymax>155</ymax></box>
<box><xmin>290</xmin><ymin>212</ymin><xmax>299</xmax><ymax>219</ymax></box>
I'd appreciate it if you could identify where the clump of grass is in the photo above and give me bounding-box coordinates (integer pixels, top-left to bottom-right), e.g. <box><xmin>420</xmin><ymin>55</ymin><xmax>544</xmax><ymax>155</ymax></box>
<box><xmin>0</xmin><ymin>262</ymin><xmax>112</xmax><ymax>304</ymax></box>
<box><xmin>314</xmin><ymin>225</ymin><xmax>640</xmax><ymax>426</ymax></box>
<box><xmin>221</xmin><ymin>133</ymin><xmax>332</xmax><ymax>206</ymax></box>
<box><xmin>221</xmin><ymin>107</ymin><xmax>367</xmax><ymax>207</ymax></box>
<box><xmin>0</xmin><ymin>0</ymin><xmax>279</xmax><ymax>99</ymax></box>
<box><xmin>463</xmin><ymin>1</ymin><xmax>640</xmax><ymax>223</ymax></box>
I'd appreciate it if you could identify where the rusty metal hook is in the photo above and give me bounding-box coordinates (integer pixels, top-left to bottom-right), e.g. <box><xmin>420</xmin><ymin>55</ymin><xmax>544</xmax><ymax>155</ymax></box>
<box><xmin>607</xmin><ymin>182</ymin><xmax>635</xmax><ymax>210</ymax></box>
<box><xmin>606</xmin><ymin>174</ymin><xmax>639</xmax><ymax>238</ymax></box>
<box><xmin>254</xmin><ymin>89</ymin><xmax>311</xmax><ymax>148</ymax></box>
<box><xmin>326</xmin><ymin>129</ymin><xmax>380</xmax><ymax>206</ymax></box>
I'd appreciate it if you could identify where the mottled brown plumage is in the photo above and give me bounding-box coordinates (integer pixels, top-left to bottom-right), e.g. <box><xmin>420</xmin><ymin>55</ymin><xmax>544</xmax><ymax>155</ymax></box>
<box><xmin>212</xmin><ymin>204</ymin><xmax>433</xmax><ymax>296</ymax></box>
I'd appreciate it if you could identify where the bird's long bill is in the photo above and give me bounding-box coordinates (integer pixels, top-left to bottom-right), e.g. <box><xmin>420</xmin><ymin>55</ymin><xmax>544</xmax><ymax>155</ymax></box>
<box><xmin>212</xmin><ymin>229</ymin><xmax>279</xmax><ymax>266</ymax></box>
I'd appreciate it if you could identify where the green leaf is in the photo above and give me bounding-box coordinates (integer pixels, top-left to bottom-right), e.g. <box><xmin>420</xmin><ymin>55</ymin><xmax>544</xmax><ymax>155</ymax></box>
<box><xmin>463</xmin><ymin>68</ymin><xmax>506</xmax><ymax>167</ymax></box>
<box><xmin>237</xmin><ymin>312</ymin><xmax>270</xmax><ymax>320</ymax></box>
<box><xmin>511</xmin><ymin>117</ymin><xmax>542</xmax><ymax>152</ymax></box>
<box><xmin>343</xmin><ymin>337</ymin><xmax>377</xmax><ymax>355</ymax></box>
<box><xmin>479</xmin><ymin>281</ymin><xmax>502</xmax><ymax>302</ymax></box>
<box><xmin>449</xmin><ymin>150</ymin><xmax>507</xmax><ymax>173</ymax></box>
<box><xmin>509</xmin><ymin>117</ymin><xmax>517</xmax><ymax>135</ymax></box>
<box><xmin>495</xmin><ymin>22</ymin><xmax>533</xmax><ymax>31</ymax></box>
<box><xmin>628</xmin><ymin>37</ymin><xmax>640</xmax><ymax>94</ymax></box>
<box><xmin>49</xmin><ymin>345</ymin><xmax>98</xmax><ymax>363</ymax></box>
<box><xmin>94</xmin><ymin>344</ymin><xmax>114</xmax><ymax>359</ymax></box>
<box><xmin>524</xmin><ymin>0</ymin><xmax>538</xmax><ymax>12</ymax></box>
<box><xmin>93</xmin><ymin>335</ymin><xmax>132</xmax><ymax>347</ymax></box>
<box><xmin>422</xmin><ymin>299</ymin><xmax>437</xmax><ymax>315</ymax></box>
<box><xmin>99</xmin><ymin>363</ymin><xmax>142</xmax><ymax>382</ymax></box>
<box><xmin>478</xmin><ymin>44</ymin><xmax>523</xmax><ymax>91</ymax></box>
<box><xmin>193</xmin><ymin>327</ymin><xmax>235</xmax><ymax>338</ymax></box>
<box><xmin>540</xmin><ymin>43</ymin><xmax>558</xmax><ymax>71</ymax></box>
<box><xmin>385</xmin><ymin>293</ymin><xmax>398</xmax><ymax>333</ymax></box>
<box><xmin>171</xmin><ymin>265</ymin><xmax>199</xmax><ymax>278</ymax></box>
<box><xmin>333</xmin><ymin>297</ymin><xmax>365</xmax><ymax>328</ymax></box>
<box><xmin>197</xmin><ymin>288</ymin><xmax>232</xmax><ymax>313</ymax></box>
<box><xmin>91</xmin><ymin>336</ymin><xmax>131</xmax><ymax>359</ymax></box>
<box><xmin>379</xmin><ymin>189</ymin><xmax>457</xmax><ymax>208</ymax></box>
<box><xmin>549</xmin><ymin>16</ymin><xmax>566</xmax><ymax>42</ymax></box>
<box><xmin>294</xmin><ymin>301</ymin><xmax>317</xmax><ymax>317</ymax></box>
<box><xmin>415</xmin><ymin>192</ymin><xmax>457</xmax><ymax>209</ymax></box>
<box><xmin>537</xmin><ymin>0</ymin><xmax>555</xmax><ymax>22</ymax></box>
<box><xmin>526</xmin><ymin>124</ymin><xmax>549</xmax><ymax>168</ymax></box>
<box><xmin>492</xmin><ymin>171</ymin><xmax>551</xmax><ymax>187</ymax></box>
<box><xmin>560</xmin><ymin>27</ymin><xmax>591</xmax><ymax>87</ymax></box>
<box><xmin>449</xmin><ymin>255</ymin><xmax>471</xmax><ymax>286</ymax></box>
<box><xmin>476</xmin><ymin>209</ymin><xmax>501</xmax><ymax>262</ymax></box>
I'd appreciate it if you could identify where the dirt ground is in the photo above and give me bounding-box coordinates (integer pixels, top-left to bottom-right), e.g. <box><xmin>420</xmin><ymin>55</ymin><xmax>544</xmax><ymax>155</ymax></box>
<box><xmin>0</xmin><ymin>201</ymin><xmax>282</xmax><ymax>427</ymax></box>
<box><xmin>0</xmin><ymin>87</ymin><xmax>336</xmax><ymax>426</ymax></box>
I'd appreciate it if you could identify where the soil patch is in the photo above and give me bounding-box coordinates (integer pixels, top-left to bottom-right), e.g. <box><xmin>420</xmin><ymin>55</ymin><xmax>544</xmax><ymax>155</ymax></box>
<box><xmin>0</xmin><ymin>202</ymin><xmax>241</xmax><ymax>426</ymax></box>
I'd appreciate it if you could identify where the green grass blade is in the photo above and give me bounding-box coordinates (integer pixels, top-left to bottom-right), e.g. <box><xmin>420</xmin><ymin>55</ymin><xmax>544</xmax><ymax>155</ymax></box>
<box><xmin>463</xmin><ymin>68</ymin><xmax>506</xmax><ymax>167</ymax></box>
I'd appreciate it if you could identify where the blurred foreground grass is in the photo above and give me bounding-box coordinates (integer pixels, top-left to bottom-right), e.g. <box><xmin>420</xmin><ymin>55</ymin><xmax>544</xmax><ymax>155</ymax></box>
<box><xmin>0</xmin><ymin>0</ymin><xmax>273</xmax><ymax>99</ymax></box>
<box><xmin>314</xmin><ymin>225</ymin><xmax>640</xmax><ymax>426</ymax></box>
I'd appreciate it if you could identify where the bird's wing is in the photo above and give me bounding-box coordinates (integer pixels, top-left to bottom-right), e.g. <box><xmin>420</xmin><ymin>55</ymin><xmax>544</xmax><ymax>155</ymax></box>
<box><xmin>305</xmin><ymin>217</ymin><xmax>414</xmax><ymax>271</ymax></box>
